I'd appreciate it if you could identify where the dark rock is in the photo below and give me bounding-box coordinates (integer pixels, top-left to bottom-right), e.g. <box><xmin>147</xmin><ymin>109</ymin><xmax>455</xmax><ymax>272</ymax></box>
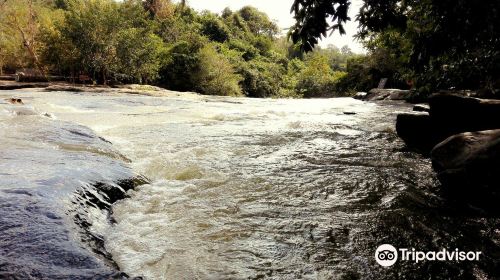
<box><xmin>431</xmin><ymin>129</ymin><xmax>500</xmax><ymax>207</ymax></box>
<box><xmin>45</xmin><ymin>85</ymin><xmax>86</xmax><ymax>92</ymax></box>
<box><xmin>343</xmin><ymin>111</ymin><xmax>356</xmax><ymax>115</ymax></box>
<box><xmin>15</xmin><ymin>69</ymin><xmax>48</xmax><ymax>82</ymax></box>
<box><xmin>396</xmin><ymin>113</ymin><xmax>441</xmax><ymax>154</ymax></box>
<box><xmin>396</xmin><ymin>94</ymin><xmax>500</xmax><ymax>154</ymax></box>
<box><xmin>365</xmin><ymin>88</ymin><xmax>412</xmax><ymax>101</ymax></box>
<box><xmin>412</xmin><ymin>104</ymin><xmax>429</xmax><ymax>112</ymax></box>
<box><xmin>5</xmin><ymin>98</ymin><xmax>24</xmax><ymax>105</ymax></box>
<box><xmin>429</xmin><ymin>93</ymin><xmax>500</xmax><ymax>136</ymax></box>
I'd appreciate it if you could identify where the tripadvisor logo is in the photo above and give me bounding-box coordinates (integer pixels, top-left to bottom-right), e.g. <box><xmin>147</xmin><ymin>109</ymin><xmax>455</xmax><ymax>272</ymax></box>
<box><xmin>375</xmin><ymin>244</ymin><xmax>398</xmax><ymax>267</ymax></box>
<box><xmin>375</xmin><ymin>244</ymin><xmax>482</xmax><ymax>267</ymax></box>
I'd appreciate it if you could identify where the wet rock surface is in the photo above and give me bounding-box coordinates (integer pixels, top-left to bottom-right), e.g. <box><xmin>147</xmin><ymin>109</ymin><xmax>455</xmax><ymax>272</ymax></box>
<box><xmin>429</xmin><ymin>94</ymin><xmax>500</xmax><ymax>135</ymax></box>
<box><xmin>0</xmin><ymin>100</ymin><xmax>144</xmax><ymax>279</ymax></box>
<box><xmin>413</xmin><ymin>104</ymin><xmax>429</xmax><ymax>112</ymax></box>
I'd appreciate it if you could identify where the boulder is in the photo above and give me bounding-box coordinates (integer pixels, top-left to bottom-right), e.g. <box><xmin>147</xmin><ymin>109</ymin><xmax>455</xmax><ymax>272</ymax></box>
<box><xmin>396</xmin><ymin>113</ymin><xmax>441</xmax><ymax>153</ymax></box>
<box><xmin>396</xmin><ymin>93</ymin><xmax>500</xmax><ymax>154</ymax></box>
<box><xmin>431</xmin><ymin>129</ymin><xmax>500</xmax><ymax>206</ymax></box>
<box><xmin>429</xmin><ymin>93</ymin><xmax>500</xmax><ymax>136</ymax></box>
<box><xmin>365</xmin><ymin>88</ymin><xmax>412</xmax><ymax>101</ymax></box>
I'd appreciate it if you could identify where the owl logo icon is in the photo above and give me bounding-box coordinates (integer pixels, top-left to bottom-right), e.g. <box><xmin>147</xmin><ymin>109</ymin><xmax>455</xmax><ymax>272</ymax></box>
<box><xmin>375</xmin><ymin>244</ymin><xmax>398</xmax><ymax>267</ymax></box>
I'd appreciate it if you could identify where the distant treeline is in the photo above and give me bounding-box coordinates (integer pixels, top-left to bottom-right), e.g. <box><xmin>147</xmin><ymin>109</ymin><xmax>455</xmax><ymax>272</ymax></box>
<box><xmin>1</xmin><ymin>0</ymin><xmax>412</xmax><ymax>97</ymax></box>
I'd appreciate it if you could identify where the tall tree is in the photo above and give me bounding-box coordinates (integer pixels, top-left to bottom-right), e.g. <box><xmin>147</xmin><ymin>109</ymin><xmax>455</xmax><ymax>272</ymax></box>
<box><xmin>63</xmin><ymin>0</ymin><xmax>122</xmax><ymax>84</ymax></box>
<box><xmin>0</xmin><ymin>0</ymin><xmax>52</xmax><ymax>75</ymax></box>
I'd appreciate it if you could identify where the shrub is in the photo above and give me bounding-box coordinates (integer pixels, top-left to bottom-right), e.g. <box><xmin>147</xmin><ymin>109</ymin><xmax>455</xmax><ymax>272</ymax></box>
<box><xmin>194</xmin><ymin>44</ymin><xmax>242</xmax><ymax>96</ymax></box>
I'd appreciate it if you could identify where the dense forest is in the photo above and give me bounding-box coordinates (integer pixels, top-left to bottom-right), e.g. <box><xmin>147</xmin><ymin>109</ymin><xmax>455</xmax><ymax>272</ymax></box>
<box><xmin>1</xmin><ymin>0</ymin><xmax>498</xmax><ymax>98</ymax></box>
<box><xmin>290</xmin><ymin>0</ymin><xmax>500</xmax><ymax>97</ymax></box>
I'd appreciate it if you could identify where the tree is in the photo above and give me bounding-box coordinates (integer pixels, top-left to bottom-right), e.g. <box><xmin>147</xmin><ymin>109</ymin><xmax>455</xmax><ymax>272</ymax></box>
<box><xmin>290</xmin><ymin>0</ymin><xmax>351</xmax><ymax>52</ymax></box>
<box><xmin>63</xmin><ymin>0</ymin><xmax>122</xmax><ymax>84</ymax></box>
<box><xmin>115</xmin><ymin>28</ymin><xmax>165</xmax><ymax>84</ymax></box>
<box><xmin>296</xmin><ymin>52</ymin><xmax>346</xmax><ymax>97</ymax></box>
<box><xmin>340</xmin><ymin>45</ymin><xmax>352</xmax><ymax>56</ymax></box>
<box><xmin>194</xmin><ymin>44</ymin><xmax>242</xmax><ymax>96</ymax></box>
<box><xmin>199</xmin><ymin>12</ymin><xmax>230</xmax><ymax>43</ymax></box>
<box><xmin>159</xmin><ymin>36</ymin><xmax>207</xmax><ymax>91</ymax></box>
<box><xmin>237</xmin><ymin>6</ymin><xmax>279</xmax><ymax>38</ymax></box>
<box><xmin>143</xmin><ymin>0</ymin><xmax>175</xmax><ymax>20</ymax></box>
<box><xmin>291</xmin><ymin>0</ymin><xmax>500</xmax><ymax>92</ymax></box>
<box><xmin>0</xmin><ymin>0</ymin><xmax>55</xmax><ymax>75</ymax></box>
<box><xmin>59</xmin><ymin>0</ymin><xmax>163</xmax><ymax>84</ymax></box>
<box><xmin>38</xmin><ymin>7</ymin><xmax>79</xmax><ymax>77</ymax></box>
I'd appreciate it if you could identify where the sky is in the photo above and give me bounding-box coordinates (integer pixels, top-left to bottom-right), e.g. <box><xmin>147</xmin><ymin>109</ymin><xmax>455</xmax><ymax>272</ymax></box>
<box><xmin>181</xmin><ymin>0</ymin><xmax>366</xmax><ymax>53</ymax></box>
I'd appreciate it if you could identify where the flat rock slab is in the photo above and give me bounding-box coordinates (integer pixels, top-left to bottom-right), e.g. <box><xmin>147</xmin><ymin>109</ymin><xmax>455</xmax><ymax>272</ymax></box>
<box><xmin>365</xmin><ymin>88</ymin><xmax>412</xmax><ymax>101</ymax></box>
<box><xmin>0</xmin><ymin>82</ymin><xmax>49</xmax><ymax>90</ymax></box>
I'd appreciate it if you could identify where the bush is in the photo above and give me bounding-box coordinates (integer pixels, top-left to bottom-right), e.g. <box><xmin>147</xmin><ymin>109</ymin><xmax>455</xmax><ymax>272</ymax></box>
<box><xmin>200</xmin><ymin>13</ymin><xmax>230</xmax><ymax>43</ymax></box>
<box><xmin>115</xmin><ymin>28</ymin><xmax>165</xmax><ymax>84</ymax></box>
<box><xmin>194</xmin><ymin>44</ymin><xmax>242</xmax><ymax>96</ymax></box>
<box><xmin>238</xmin><ymin>58</ymin><xmax>285</xmax><ymax>98</ymax></box>
<box><xmin>296</xmin><ymin>52</ymin><xmax>347</xmax><ymax>97</ymax></box>
<box><xmin>158</xmin><ymin>34</ymin><xmax>208</xmax><ymax>90</ymax></box>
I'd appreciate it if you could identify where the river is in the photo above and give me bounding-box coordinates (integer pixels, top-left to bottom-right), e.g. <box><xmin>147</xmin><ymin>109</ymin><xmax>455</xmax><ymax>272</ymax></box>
<box><xmin>1</xmin><ymin>89</ymin><xmax>498</xmax><ymax>279</ymax></box>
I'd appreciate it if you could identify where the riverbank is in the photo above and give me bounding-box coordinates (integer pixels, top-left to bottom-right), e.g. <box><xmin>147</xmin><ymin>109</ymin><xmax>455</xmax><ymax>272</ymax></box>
<box><xmin>0</xmin><ymin>79</ymin><xmax>204</xmax><ymax>99</ymax></box>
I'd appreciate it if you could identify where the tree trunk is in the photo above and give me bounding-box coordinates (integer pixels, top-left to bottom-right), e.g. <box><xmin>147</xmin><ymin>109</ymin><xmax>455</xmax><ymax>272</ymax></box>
<box><xmin>102</xmin><ymin>70</ymin><xmax>107</xmax><ymax>85</ymax></box>
<box><xmin>13</xmin><ymin>0</ymin><xmax>47</xmax><ymax>79</ymax></box>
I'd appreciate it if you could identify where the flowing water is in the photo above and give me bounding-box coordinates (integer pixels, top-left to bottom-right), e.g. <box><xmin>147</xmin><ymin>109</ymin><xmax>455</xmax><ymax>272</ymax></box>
<box><xmin>1</xmin><ymin>89</ymin><xmax>499</xmax><ymax>279</ymax></box>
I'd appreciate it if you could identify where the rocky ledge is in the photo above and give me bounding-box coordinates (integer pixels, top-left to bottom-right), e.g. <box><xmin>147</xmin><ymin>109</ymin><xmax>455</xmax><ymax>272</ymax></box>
<box><xmin>359</xmin><ymin>88</ymin><xmax>413</xmax><ymax>101</ymax></box>
<box><xmin>395</xmin><ymin>93</ymin><xmax>500</xmax><ymax>207</ymax></box>
<box><xmin>396</xmin><ymin>93</ymin><xmax>500</xmax><ymax>154</ymax></box>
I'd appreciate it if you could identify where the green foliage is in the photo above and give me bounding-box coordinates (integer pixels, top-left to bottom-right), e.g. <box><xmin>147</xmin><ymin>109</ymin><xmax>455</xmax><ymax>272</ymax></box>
<box><xmin>296</xmin><ymin>52</ymin><xmax>347</xmax><ymax>97</ymax></box>
<box><xmin>62</xmin><ymin>0</ymin><xmax>122</xmax><ymax>83</ymax></box>
<box><xmin>335</xmin><ymin>55</ymin><xmax>376</xmax><ymax>93</ymax></box>
<box><xmin>237</xmin><ymin>6</ymin><xmax>279</xmax><ymax>37</ymax></box>
<box><xmin>238</xmin><ymin>58</ymin><xmax>285</xmax><ymax>98</ymax></box>
<box><xmin>292</xmin><ymin>0</ymin><xmax>500</xmax><ymax>94</ymax></box>
<box><xmin>194</xmin><ymin>44</ymin><xmax>242</xmax><ymax>96</ymax></box>
<box><xmin>39</xmin><ymin>9</ymin><xmax>79</xmax><ymax>75</ymax></box>
<box><xmin>1</xmin><ymin>0</ymin><xmax>364</xmax><ymax>97</ymax></box>
<box><xmin>290</xmin><ymin>0</ymin><xmax>350</xmax><ymax>52</ymax></box>
<box><xmin>159</xmin><ymin>38</ymin><xmax>204</xmax><ymax>91</ymax></box>
<box><xmin>0</xmin><ymin>0</ymin><xmax>57</xmax><ymax>73</ymax></box>
<box><xmin>199</xmin><ymin>12</ymin><xmax>230</xmax><ymax>43</ymax></box>
<box><xmin>115</xmin><ymin>29</ymin><xmax>165</xmax><ymax>83</ymax></box>
<box><xmin>45</xmin><ymin>0</ymin><xmax>163</xmax><ymax>84</ymax></box>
